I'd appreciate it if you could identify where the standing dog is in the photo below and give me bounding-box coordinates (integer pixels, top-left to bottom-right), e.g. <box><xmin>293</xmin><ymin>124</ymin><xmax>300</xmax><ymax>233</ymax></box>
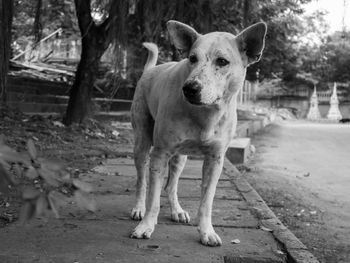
<box><xmin>130</xmin><ymin>20</ymin><xmax>267</xmax><ymax>246</ymax></box>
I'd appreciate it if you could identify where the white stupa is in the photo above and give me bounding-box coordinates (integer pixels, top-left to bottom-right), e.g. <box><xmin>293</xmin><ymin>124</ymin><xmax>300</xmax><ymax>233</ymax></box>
<box><xmin>307</xmin><ymin>85</ymin><xmax>321</xmax><ymax>120</ymax></box>
<box><xmin>327</xmin><ymin>82</ymin><xmax>342</xmax><ymax>121</ymax></box>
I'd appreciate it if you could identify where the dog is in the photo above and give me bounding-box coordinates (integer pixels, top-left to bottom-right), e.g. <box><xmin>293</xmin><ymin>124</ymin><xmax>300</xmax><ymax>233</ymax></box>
<box><xmin>130</xmin><ymin>20</ymin><xmax>267</xmax><ymax>246</ymax></box>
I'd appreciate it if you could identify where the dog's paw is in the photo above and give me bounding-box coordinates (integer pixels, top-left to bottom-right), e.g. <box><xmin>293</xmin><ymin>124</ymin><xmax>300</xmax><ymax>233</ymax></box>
<box><xmin>171</xmin><ymin>209</ymin><xmax>190</xmax><ymax>223</ymax></box>
<box><xmin>130</xmin><ymin>221</ymin><xmax>155</xmax><ymax>239</ymax></box>
<box><xmin>198</xmin><ymin>226</ymin><xmax>222</xmax><ymax>247</ymax></box>
<box><xmin>130</xmin><ymin>206</ymin><xmax>145</xmax><ymax>220</ymax></box>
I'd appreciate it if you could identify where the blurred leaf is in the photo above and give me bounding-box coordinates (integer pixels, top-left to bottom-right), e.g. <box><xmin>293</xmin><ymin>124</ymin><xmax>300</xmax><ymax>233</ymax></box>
<box><xmin>73</xmin><ymin>179</ymin><xmax>93</xmax><ymax>193</ymax></box>
<box><xmin>25</xmin><ymin>166</ymin><xmax>39</xmax><ymax>179</ymax></box>
<box><xmin>60</xmin><ymin>172</ymin><xmax>71</xmax><ymax>183</ymax></box>
<box><xmin>13</xmin><ymin>163</ymin><xmax>23</xmax><ymax>177</ymax></box>
<box><xmin>35</xmin><ymin>194</ymin><xmax>49</xmax><ymax>217</ymax></box>
<box><xmin>27</xmin><ymin>139</ymin><xmax>37</xmax><ymax>160</ymax></box>
<box><xmin>0</xmin><ymin>144</ymin><xmax>28</xmax><ymax>164</ymax></box>
<box><xmin>0</xmin><ymin>170</ymin><xmax>11</xmax><ymax>194</ymax></box>
<box><xmin>37</xmin><ymin>167</ymin><xmax>61</xmax><ymax>187</ymax></box>
<box><xmin>48</xmin><ymin>191</ymin><xmax>60</xmax><ymax>218</ymax></box>
<box><xmin>0</xmin><ymin>162</ymin><xmax>16</xmax><ymax>194</ymax></box>
<box><xmin>0</xmin><ymin>158</ymin><xmax>10</xmax><ymax>170</ymax></box>
<box><xmin>74</xmin><ymin>190</ymin><xmax>97</xmax><ymax>212</ymax></box>
<box><xmin>22</xmin><ymin>186</ymin><xmax>40</xmax><ymax>200</ymax></box>
<box><xmin>40</xmin><ymin>159</ymin><xmax>64</xmax><ymax>172</ymax></box>
<box><xmin>19</xmin><ymin>201</ymin><xmax>36</xmax><ymax>224</ymax></box>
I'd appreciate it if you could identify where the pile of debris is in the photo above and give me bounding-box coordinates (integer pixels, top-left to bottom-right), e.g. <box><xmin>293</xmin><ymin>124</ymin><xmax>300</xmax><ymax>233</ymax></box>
<box><xmin>9</xmin><ymin>59</ymin><xmax>76</xmax><ymax>83</ymax></box>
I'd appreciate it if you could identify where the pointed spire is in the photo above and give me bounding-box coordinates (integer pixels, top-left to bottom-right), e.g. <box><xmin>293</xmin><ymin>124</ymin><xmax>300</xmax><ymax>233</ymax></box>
<box><xmin>311</xmin><ymin>84</ymin><xmax>317</xmax><ymax>98</ymax></box>
<box><xmin>327</xmin><ymin>82</ymin><xmax>342</xmax><ymax>120</ymax></box>
<box><xmin>307</xmin><ymin>84</ymin><xmax>321</xmax><ymax>120</ymax></box>
<box><xmin>331</xmin><ymin>82</ymin><xmax>338</xmax><ymax>100</ymax></box>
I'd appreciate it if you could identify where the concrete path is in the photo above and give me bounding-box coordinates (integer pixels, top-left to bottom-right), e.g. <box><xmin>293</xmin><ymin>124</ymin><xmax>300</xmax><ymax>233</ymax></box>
<box><xmin>0</xmin><ymin>120</ymin><xmax>319</xmax><ymax>263</ymax></box>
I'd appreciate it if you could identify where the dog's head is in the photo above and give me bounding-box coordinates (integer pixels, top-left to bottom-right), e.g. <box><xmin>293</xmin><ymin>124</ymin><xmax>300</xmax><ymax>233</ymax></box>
<box><xmin>167</xmin><ymin>21</ymin><xmax>267</xmax><ymax>106</ymax></box>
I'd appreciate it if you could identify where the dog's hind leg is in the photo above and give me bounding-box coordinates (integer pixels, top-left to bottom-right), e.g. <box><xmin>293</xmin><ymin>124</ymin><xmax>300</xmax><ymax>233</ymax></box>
<box><xmin>130</xmin><ymin>98</ymin><xmax>153</xmax><ymax>220</ymax></box>
<box><xmin>166</xmin><ymin>154</ymin><xmax>190</xmax><ymax>223</ymax></box>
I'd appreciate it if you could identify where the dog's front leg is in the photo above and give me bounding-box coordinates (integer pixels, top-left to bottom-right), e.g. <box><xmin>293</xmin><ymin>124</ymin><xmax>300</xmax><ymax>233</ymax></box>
<box><xmin>131</xmin><ymin>147</ymin><xmax>170</xmax><ymax>239</ymax></box>
<box><xmin>197</xmin><ymin>152</ymin><xmax>224</xmax><ymax>246</ymax></box>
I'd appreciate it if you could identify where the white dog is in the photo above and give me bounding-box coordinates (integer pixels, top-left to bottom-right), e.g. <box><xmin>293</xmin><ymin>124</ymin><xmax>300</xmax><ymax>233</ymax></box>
<box><xmin>130</xmin><ymin>20</ymin><xmax>267</xmax><ymax>246</ymax></box>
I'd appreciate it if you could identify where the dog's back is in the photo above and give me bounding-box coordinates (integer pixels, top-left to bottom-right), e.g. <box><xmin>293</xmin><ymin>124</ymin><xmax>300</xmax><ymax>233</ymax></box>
<box><xmin>136</xmin><ymin>44</ymin><xmax>190</xmax><ymax>120</ymax></box>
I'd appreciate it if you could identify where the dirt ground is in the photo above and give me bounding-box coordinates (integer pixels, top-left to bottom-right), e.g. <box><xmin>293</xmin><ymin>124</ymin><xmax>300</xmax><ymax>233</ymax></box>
<box><xmin>244</xmin><ymin>120</ymin><xmax>350</xmax><ymax>263</ymax></box>
<box><xmin>0</xmin><ymin>107</ymin><xmax>134</xmax><ymax>227</ymax></box>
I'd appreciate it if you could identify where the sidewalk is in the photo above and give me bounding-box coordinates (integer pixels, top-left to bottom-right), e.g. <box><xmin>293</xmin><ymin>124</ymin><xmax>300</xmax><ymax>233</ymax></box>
<box><xmin>0</xmin><ymin>117</ymin><xmax>319</xmax><ymax>263</ymax></box>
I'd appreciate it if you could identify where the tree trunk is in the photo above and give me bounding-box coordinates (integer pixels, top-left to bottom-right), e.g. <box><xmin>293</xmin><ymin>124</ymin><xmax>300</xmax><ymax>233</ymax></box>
<box><xmin>0</xmin><ymin>0</ymin><xmax>14</xmax><ymax>105</ymax></box>
<box><xmin>64</xmin><ymin>33</ymin><xmax>107</xmax><ymax>124</ymax></box>
<box><xmin>33</xmin><ymin>0</ymin><xmax>42</xmax><ymax>43</ymax></box>
<box><xmin>63</xmin><ymin>0</ymin><xmax>109</xmax><ymax>125</ymax></box>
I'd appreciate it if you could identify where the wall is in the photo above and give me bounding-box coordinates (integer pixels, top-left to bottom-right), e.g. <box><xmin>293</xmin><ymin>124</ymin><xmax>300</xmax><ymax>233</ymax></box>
<box><xmin>257</xmin><ymin>97</ymin><xmax>350</xmax><ymax>119</ymax></box>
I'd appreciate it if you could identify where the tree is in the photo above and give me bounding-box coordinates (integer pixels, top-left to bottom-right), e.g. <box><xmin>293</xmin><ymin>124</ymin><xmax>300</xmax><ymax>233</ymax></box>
<box><xmin>63</xmin><ymin>0</ymin><xmax>127</xmax><ymax>125</ymax></box>
<box><xmin>0</xmin><ymin>0</ymin><xmax>14</xmax><ymax>104</ymax></box>
<box><xmin>13</xmin><ymin>0</ymin><xmax>78</xmax><ymax>37</ymax></box>
<box><xmin>63</xmin><ymin>0</ymin><xmax>323</xmax><ymax>124</ymax></box>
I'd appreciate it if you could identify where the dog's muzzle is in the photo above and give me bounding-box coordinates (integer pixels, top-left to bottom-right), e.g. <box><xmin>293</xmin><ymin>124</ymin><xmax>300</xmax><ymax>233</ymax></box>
<box><xmin>182</xmin><ymin>81</ymin><xmax>203</xmax><ymax>105</ymax></box>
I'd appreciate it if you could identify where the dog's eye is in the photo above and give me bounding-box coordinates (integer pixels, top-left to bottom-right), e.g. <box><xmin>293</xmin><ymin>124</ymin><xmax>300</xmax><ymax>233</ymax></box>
<box><xmin>189</xmin><ymin>55</ymin><xmax>198</xmax><ymax>64</ymax></box>
<box><xmin>216</xmin><ymin>58</ymin><xmax>229</xmax><ymax>67</ymax></box>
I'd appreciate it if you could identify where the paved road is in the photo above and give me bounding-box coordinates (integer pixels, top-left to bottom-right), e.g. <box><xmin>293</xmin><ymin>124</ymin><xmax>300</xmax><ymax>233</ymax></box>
<box><xmin>254</xmin><ymin>121</ymin><xmax>350</xmax><ymax>206</ymax></box>
<box><xmin>248</xmin><ymin>120</ymin><xmax>350</xmax><ymax>263</ymax></box>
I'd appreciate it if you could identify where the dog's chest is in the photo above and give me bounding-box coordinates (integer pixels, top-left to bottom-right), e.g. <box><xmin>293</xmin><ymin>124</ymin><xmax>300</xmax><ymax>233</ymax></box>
<box><xmin>157</xmin><ymin>123</ymin><xmax>231</xmax><ymax>155</ymax></box>
<box><xmin>173</xmin><ymin>139</ymin><xmax>213</xmax><ymax>155</ymax></box>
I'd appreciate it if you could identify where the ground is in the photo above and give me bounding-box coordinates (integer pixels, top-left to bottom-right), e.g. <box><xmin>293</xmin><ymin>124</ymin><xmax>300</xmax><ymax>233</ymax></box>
<box><xmin>0</xmin><ymin>108</ymin><xmax>298</xmax><ymax>263</ymax></box>
<box><xmin>244</xmin><ymin>120</ymin><xmax>350</xmax><ymax>263</ymax></box>
<box><xmin>1</xmin><ymin>107</ymin><xmax>348</xmax><ymax>262</ymax></box>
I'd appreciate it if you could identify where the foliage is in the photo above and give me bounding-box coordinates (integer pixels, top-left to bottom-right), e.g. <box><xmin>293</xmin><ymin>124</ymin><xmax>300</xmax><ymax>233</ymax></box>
<box><xmin>319</xmin><ymin>32</ymin><xmax>350</xmax><ymax>83</ymax></box>
<box><xmin>12</xmin><ymin>0</ymin><xmax>79</xmax><ymax>45</ymax></box>
<box><xmin>120</xmin><ymin>0</ymin><xmax>324</xmax><ymax>84</ymax></box>
<box><xmin>0</xmin><ymin>135</ymin><xmax>96</xmax><ymax>224</ymax></box>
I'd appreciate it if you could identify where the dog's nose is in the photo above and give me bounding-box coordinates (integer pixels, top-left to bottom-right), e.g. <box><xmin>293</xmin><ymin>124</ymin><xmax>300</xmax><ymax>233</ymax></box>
<box><xmin>183</xmin><ymin>81</ymin><xmax>202</xmax><ymax>104</ymax></box>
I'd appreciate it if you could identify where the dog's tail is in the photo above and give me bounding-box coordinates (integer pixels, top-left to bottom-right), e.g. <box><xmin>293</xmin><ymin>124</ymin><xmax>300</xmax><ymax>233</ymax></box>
<box><xmin>142</xmin><ymin>42</ymin><xmax>158</xmax><ymax>71</ymax></box>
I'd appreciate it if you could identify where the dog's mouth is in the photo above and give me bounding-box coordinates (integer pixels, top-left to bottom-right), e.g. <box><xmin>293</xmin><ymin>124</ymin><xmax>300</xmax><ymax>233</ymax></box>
<box><xmin>183</xmin><ymin>92</ymin><xmax>221</xmax><ymax>106</ymax></box>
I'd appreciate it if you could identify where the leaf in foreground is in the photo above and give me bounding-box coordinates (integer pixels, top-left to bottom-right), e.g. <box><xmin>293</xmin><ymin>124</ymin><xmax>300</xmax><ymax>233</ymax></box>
<box><xmin>0</xmin><ymin>144</ymin><xmax>29</xmax><ymax>165</ymax></box>
<box><xmin>27</xmin><ymin>139</ymin><xmax>38</xmax><ymax>160</ymax></box>
<box><xmin>74</xmin><ymin>190</ymin><xmax>97</xmax><ymax>212</ymax></box>
<box><xmin>35</xmin><ymin>194</ymin><xmax>49</xmax><ymax>217</ymax></box>
<box><xmin>37</xmin><ymin>167</ymin><xmax>61</xmax><ymax>187</ymax></box>
<box><xmin>0</xmin><ymin>164</ymin><xmax>16</xmax><ymax>194</ymax></box>
<box><xmin>19</xmin><ymin>202</ymin><xmax>36</xmax><ymax>224</ymax></box>
<box><xmin>25</xmin><ymin>166</ymin><xmax>39</xmax><ymax>179</ymax></box>
<box><xmin>22</xmin><ymin>186</ymin><xmax>40</xmax><ymax>200</ymax></box>
<box><xmin>48</xmin><ymin>191</ymin><xmax>63</xmax><ymax>218</ymax></box>
<box><xmin>73</xmin><ymin>179</ymin><xmax>93</xmax><ymax>193</ymax></box>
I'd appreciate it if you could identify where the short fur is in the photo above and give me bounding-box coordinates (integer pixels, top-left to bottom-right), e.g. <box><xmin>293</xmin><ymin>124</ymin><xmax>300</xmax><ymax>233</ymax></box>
<box><xmin>130</xmin><ymin>20</ymin><xmax>267</xmax><ymax>246</ymax></box>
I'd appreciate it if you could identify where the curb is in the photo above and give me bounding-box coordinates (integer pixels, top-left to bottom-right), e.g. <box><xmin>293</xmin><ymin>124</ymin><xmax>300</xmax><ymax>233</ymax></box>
<box><xmin>225</xmin><ymin>115</ymin><xmax>320</xmax><ymax>263</ymax></box>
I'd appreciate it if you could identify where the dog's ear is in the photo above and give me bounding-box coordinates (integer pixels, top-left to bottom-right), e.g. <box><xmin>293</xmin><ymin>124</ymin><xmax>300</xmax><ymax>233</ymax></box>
<box><xmin>167</xmin><ymin>20</ymin><xmax>200</xmax><ymax>55</ymax></box>
<box><xmin>236</xmin><ymin>22</ymin><xmax>267</xmax><ymax>66</ymax></box>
